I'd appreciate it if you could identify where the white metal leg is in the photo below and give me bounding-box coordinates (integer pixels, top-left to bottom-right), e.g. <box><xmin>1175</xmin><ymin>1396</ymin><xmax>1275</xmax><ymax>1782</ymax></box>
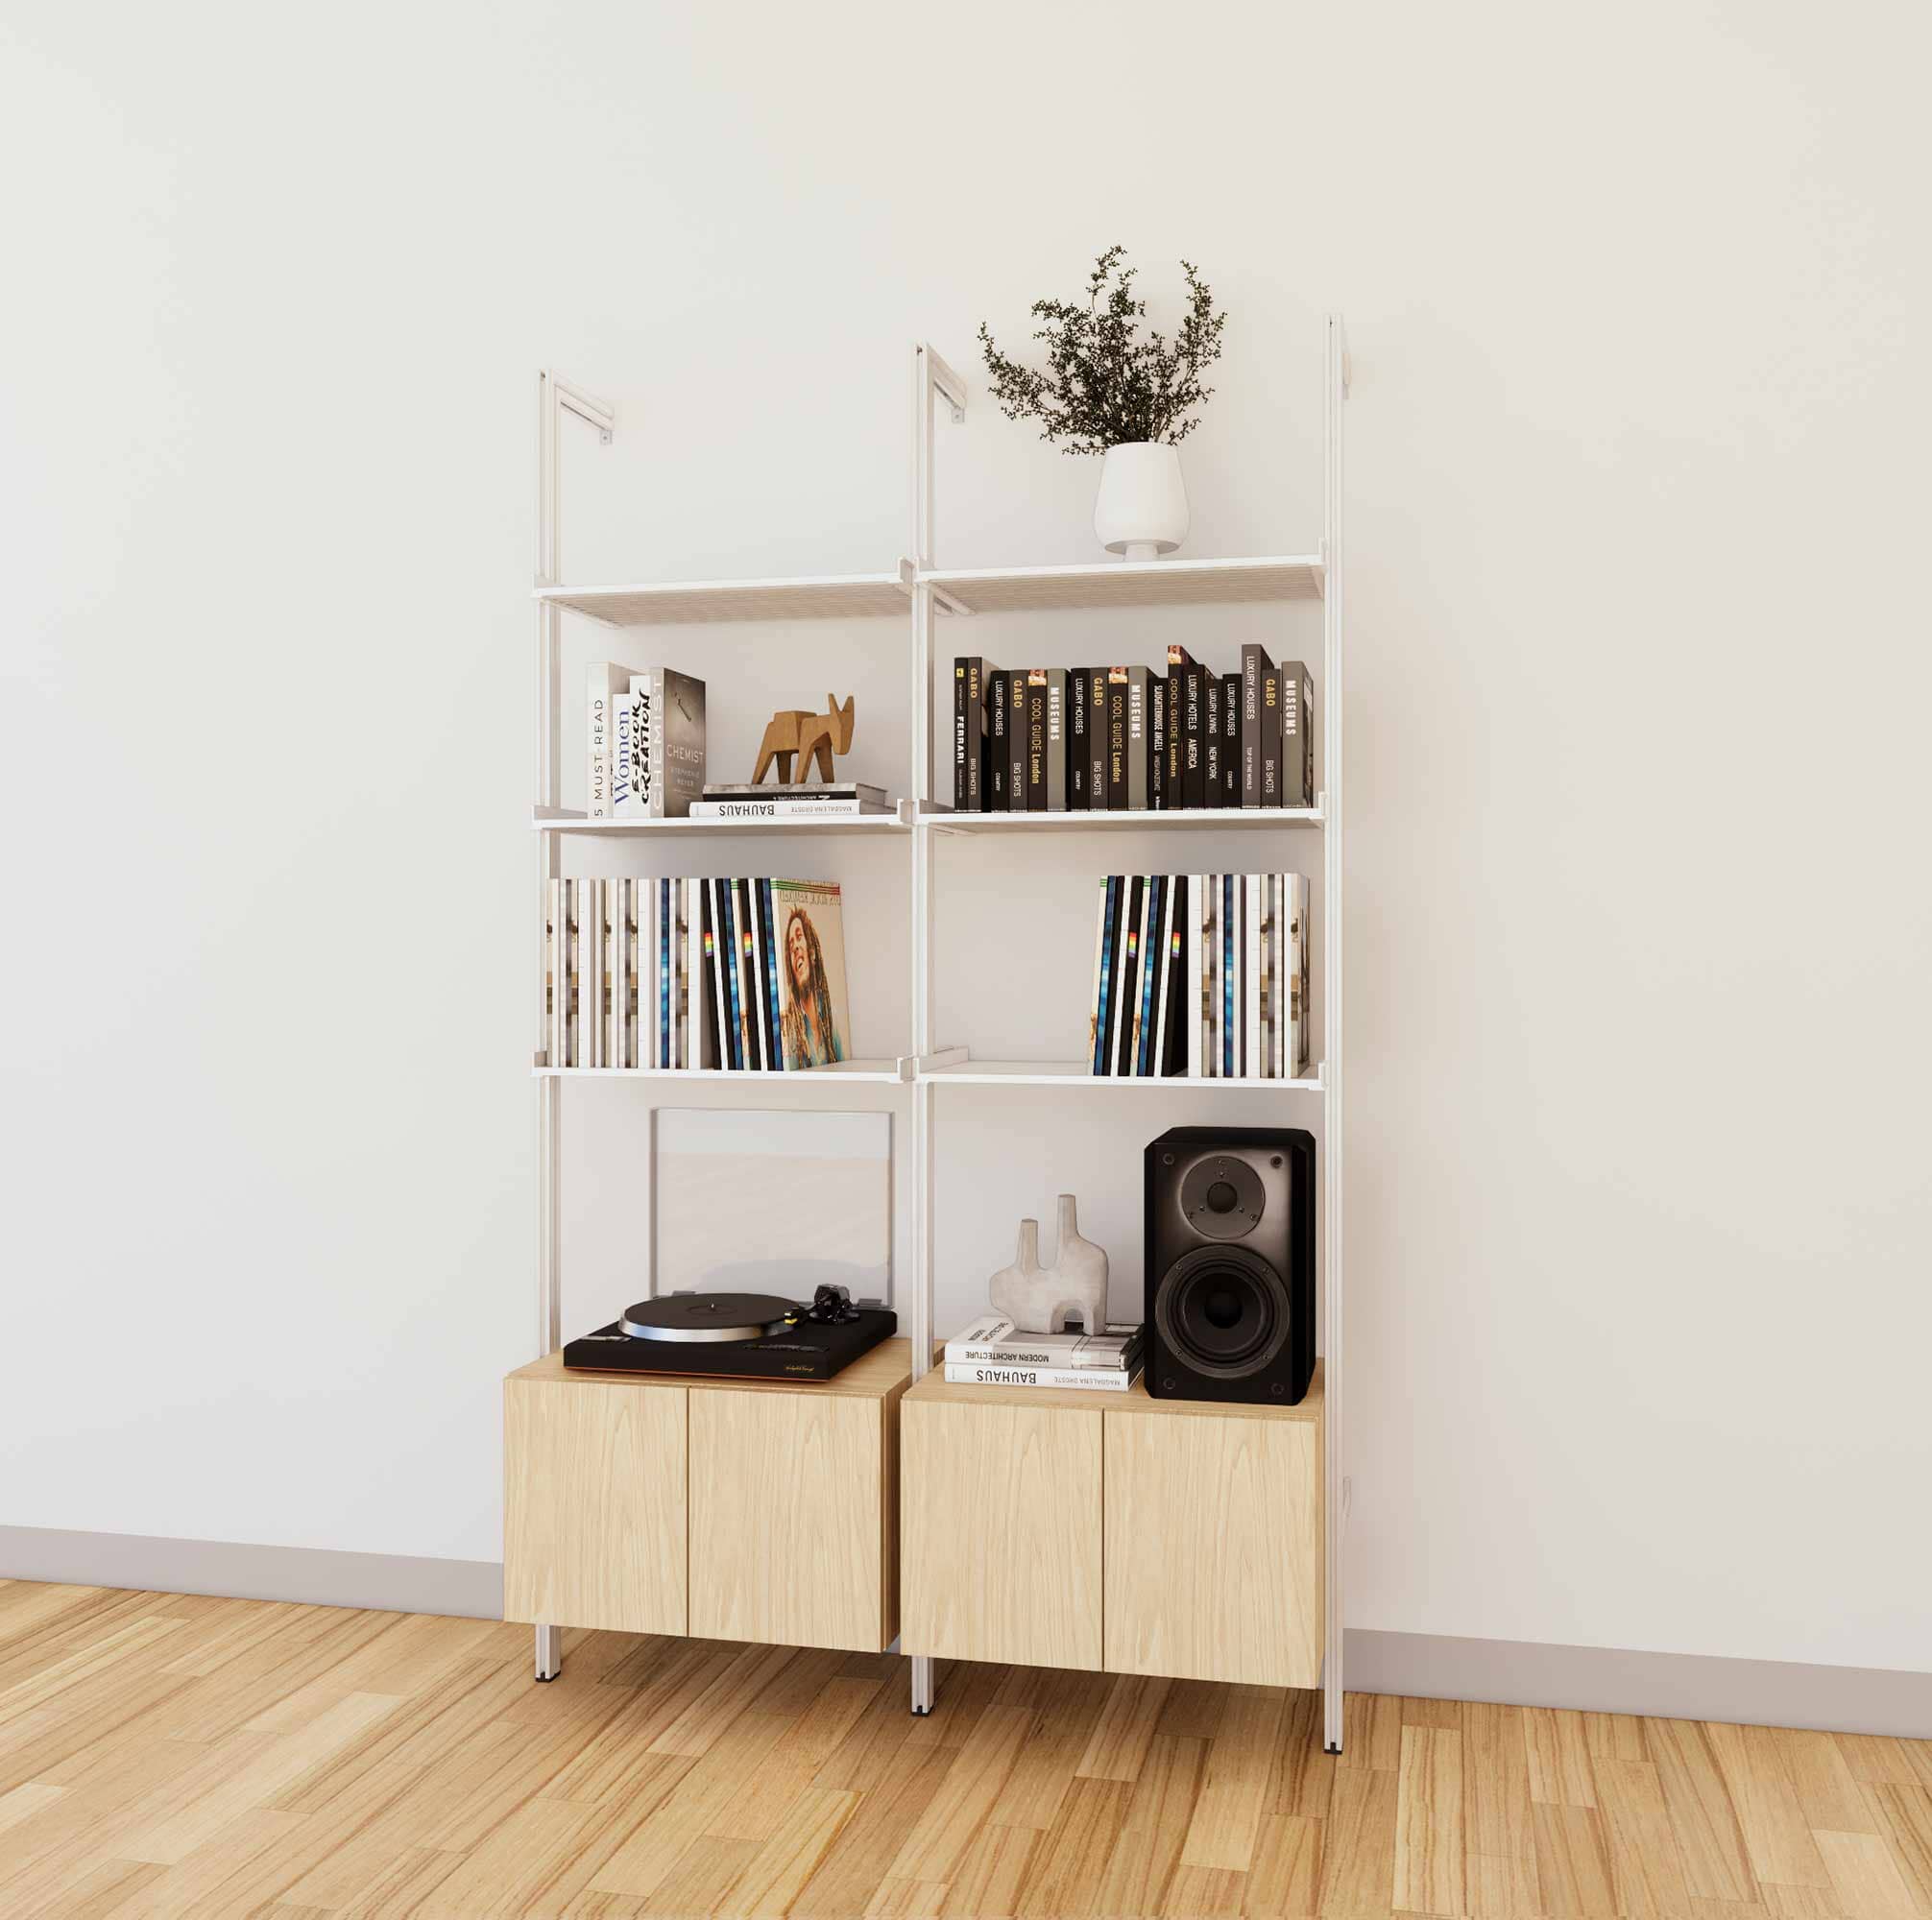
<box><xmin>531</xmin><ymin>370</ymin><xmax>613</xmax><ymax>1687</ymax></box>
<box><xmin>1321</xmin><ymin>315</ymin><xmax>1348</xmax><ymax>1753</ymax></box>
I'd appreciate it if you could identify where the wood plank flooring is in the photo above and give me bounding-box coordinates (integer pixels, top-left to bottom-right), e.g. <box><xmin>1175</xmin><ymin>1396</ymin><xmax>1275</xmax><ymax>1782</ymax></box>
<box><xmin>0</xmin><ymin>1581</ymin><xmax>1927</xmax><ymax>1916</ymax></box>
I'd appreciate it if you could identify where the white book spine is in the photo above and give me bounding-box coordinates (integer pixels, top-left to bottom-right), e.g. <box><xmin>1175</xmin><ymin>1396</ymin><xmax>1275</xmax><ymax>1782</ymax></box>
<box><xmin>630</xmin><ymin>673</ymin><xmax>666</xmax><ymax>818</ymax></box>
<box><xmin>1273</xmin><ymin>875</ymin><xmax>1286</xmax><ymax>1081</ymax></box>
<box><xmin>1151</xmin><ymin>872</ymin><xmax>1178</xmax><ymax>1077</ymax></box>
<box><xmin>610</xmin><ymin>696</ymin><xmax>634</xmax><ymax>815</ymax></box>
<box><xmin>1292</xmin><ymin>873</ymin><xmax>1311</xmax><ymax>1076</ymax></box>
<box><xmin>634</xmin><ymin>877</ymin><xmax>650</xmax><ymax>1070</ymax></box>
<box><xmin>1251</xmin><ymin>873</ymin><xmax>1267</xmax><ymax>1081</ymax></box>
<box><xmin>942</xmin><ymin>1364</ymin><xmax>1135</xmax><ymax>1392</ymax></box>
<box><xmin>653</xmin><ymin>878</ymin><xmax>667</xmax><ymax>1070</ymax></box>
<box><xmin>587</xmin><ymin>663</ymin><xmax>627</xmax><ymax>820</ymax></box>
<box><xmin>688</xmin><ymin>800</ymin><xmax>885</xmax><ymax>819</ymax></box>
<box><xmin>562</xmin><ymin>878</ymin><xmax>579</xmax><ymax>1067</ymax></box>
<box><xmin>1187</xmin><ymin>875</ymin><xmax>1202</xmax><ymax>1080</ymax></box>
<box><xmin>1087</xmin><ymin>879</ymin><xmax>1108</xmax><ymax>1079</ymax></box>
<box><xmin>578</xmin><ymin>879</ymin><xmax>601</xmax><ymax>1068</ymax></box>
<box><xmin>610</xmin><ymin>878</ymin><xmax>626</xmax><ymax>1071</ymax></box>
<box><xmin>683</xmin><ymin>877</ymin><xmax>700</xmax><ymax>1070</ymax></box>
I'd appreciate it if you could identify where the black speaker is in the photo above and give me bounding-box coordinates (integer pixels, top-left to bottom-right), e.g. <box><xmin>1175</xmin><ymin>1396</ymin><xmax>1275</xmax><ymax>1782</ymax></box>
<box><xmin>1144</xmin><ymin>1126</ymin><xmax>1315</xmax><ymax>1404</ymax></box>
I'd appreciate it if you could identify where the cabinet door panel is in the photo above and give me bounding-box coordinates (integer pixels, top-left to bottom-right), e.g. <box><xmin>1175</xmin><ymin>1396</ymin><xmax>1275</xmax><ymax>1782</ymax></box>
<box><xmin>1103</xmin><ymin>1408</ymin><xmax>1320</xmax><ymax>1688</ymax></box>
<box><xmin>503</xmin><ymin>1378</ymin><xmax>687</xmax><ymax>1635</ymax></box>
<box><xmin>903</xmin><ymin>1399</ymin><xmax>1102</xmax><ymax>1671</ymax></box>
<box><xmin>688</xmin><ymin>1387</ymin><xmax>889</xmax><ymax>1652</ymax></box>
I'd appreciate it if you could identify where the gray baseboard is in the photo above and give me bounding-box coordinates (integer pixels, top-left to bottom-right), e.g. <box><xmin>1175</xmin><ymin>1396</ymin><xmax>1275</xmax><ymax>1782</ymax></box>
<box><xmin>1347</xmin><ymin>1627</ymin><xmax>1932</xmax><ymax>1739</ymax></box>
<box><xmin>0</xmin><ymin>1525</ymin><xmax>502</xmax><ymax>1621</ymax></box>
<box><xmin>3</xmin><ymin>1528</ymin><xmax>1922</xmax><ymax>1738</ymax></box>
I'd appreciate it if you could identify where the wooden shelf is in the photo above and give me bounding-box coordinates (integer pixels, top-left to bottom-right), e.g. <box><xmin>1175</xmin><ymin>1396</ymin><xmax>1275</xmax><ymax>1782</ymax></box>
<box><xmin>919</xmin><ymin>802</ymin><xmax>1322</xmax><ymax>834</ymax></box>
<box><xmin>919</xmin><ymin>553</ymin><xmax>1323</xmax><ymax>615</ymax></box>
<box><xmin>536</xmin><ymin>571</ymin><xmax>912</xmax><ymax>626</ymax></box>
<box><xmin>535</xmin><ymin>805</ymin><xmax>912</xmax><ymax>837</ymax></box>
<box><xmin>906</xmin><ymin>1360</ymin><xmax>1322</xmax><ymax>1423</ymax></box>
<box><xmin>513</xmin><ymin>1338</ymin><xmax>914</xmax><ymax>1401</ymax></box>
<box><xmin>920</xmin><ymin>1058</ymin><xmax>1323</xmax><ymax>1092</ymax></box>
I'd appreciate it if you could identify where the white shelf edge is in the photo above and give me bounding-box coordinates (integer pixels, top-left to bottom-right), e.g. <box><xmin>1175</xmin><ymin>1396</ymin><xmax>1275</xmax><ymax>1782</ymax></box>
<box><xmin>918</xmin><ymin>801</ymin><xmax>1323</xmax><ymax>833</ymax></box>
<box><xmin>917</xmin><ymin>551</ymin><xmax>1326</xmax><ymax>612</ymax></box>
<box><xmin>533</xmin><ymin>1060</ymin><xmax>906</xmax><ymax>1084</ymax></box>
<box><xmin>919</xmin><ymin>1059</ymin><xmax>1325</xmax><ymax>1092</ymax></box>
<box><xmin>533</xmin><ymin>804</ymin><xmax>912</xmax><ymax>835</ymax></box>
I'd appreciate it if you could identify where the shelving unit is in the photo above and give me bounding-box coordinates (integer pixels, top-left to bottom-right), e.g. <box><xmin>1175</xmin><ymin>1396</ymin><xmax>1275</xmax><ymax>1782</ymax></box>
<box><xmin>528</xmin><ymin>321</ymin><xmax>1347</xmax><ymax>1748</ymax></box>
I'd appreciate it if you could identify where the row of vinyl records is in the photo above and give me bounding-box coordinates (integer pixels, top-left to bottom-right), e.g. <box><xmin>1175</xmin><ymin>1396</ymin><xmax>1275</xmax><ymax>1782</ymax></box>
<box><xmin>1088</xmin><ymin>873</ymin><xmax>1313</xmax><ymax>1080</ymax></box>
<box><xmin>542</xmin><ymin>876</ymin><xmax>854</xmax><ymax>1071</ymax></box>
<box><xmin>954</xmin><ymin>646</ymin><xmax>1315</xmax><ymax>813</ymax></box>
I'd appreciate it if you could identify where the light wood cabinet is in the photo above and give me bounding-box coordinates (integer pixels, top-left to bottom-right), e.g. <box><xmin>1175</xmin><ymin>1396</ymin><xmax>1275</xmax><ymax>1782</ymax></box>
<box><xmin>901</xmin><ymin>1395</ymin><xmax>1103</xmax><ymax>1670</ymax></box>
<box><xmin>502</xmin><ymin>1371</ymin><xmax>688</xmax><ymax>1636</ymax></box>
<box><xmin>900</xmin><ymin>1366</ymin><xmax>1322</xmax><ymax>1688</ymax></box>
<box><xmin>503</xmin><ymin>1342</ymin><xmax>910</xmax><ymax>1655</ymax></box>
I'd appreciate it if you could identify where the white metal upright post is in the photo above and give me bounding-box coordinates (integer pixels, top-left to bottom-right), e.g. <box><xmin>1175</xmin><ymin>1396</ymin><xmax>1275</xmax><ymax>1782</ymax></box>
<box><xmin>1321</xmin><ymin>316</ymin><xmax>1348</xmax><ymax>1751</ymax></box>
<box><xmin>907</xmin><ymin>343</ymin><xmax>965</xmax><ymax>1715</ymax></box>
<box><xmin>532</xmin><ymin>370</ymin><xmax>614</xmax><ymax>1683</ymax></box>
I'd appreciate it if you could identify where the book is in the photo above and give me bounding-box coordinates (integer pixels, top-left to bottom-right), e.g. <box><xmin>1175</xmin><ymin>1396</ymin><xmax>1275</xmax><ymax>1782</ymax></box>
<box><xmin>1115</xmin><ymin>876</ymin><xmax>1146</xmax><ymax>1077</ymax></box>
<box><xmin>1148</xmin><ymin>675</ymin><xmax>1167</xmax><ymax>810</ymax></box>
<box><xmin>1165</xmin><ymin>646</ymin><xmax>1189</xmax><ymax>807</ymax></box>
<box><xmin>1282</xmin><ymin>660</ymin><xmax>1315</xmax><ymax>806</ymax></box>
<box><xmin>1088</xmin><ymin>876</ymin><xmax>1116</xmax><ymax>1077</ymax></box>
<box><xmin>1200</xmin><ymin>872</ymin><xmax>1217</xmax><ymax>1078</ymax></box>
<box><xmin>942</xmin><ymin>1362</ymin><xmax>1137</xmax><ymax>1392</ymax></box>
<box><xmin>1067</xmin><ymin>669</ymin><xmax>1089</xmax><ymax>808</ymax></box>
<box><xmin>773</xmin><ymin>879</ymin><xmax>851</xmax><ymax>1068</ymax></box>
<box><xmin>1008</xmin><ymin>671</ymin><xmax>1027</xmax><ymax>812</ymax></box>
<box><xmin>1025</xmin><ymin>670</ymin><xmax>1049</xmax><ymax>812</ymax></box>
<box><xmin>704</xmin><ymin>781</ymin><xmax>886</xmax><ymax>802</ymax></box>
<box><xmin>1136</xmin><ymin>875</ymin><xmax>1166</xmax><ymax>1075</ymax></box>
<box><xmin>1202</xmin><ymin>675</ymin><xmax>1221</xmax><ymax>802</ymax></box>
<box><xmin>1106</xmin><ymin>668</ymin><xmax>1129</xmax><ymax>810</ymax></box>
<box><xmin>608</xmin><ymin>877</ymin><xmax>628</xmax><ymax>1070</ymax></box>
<box><xmin>957</xmin><ymin>660</ymin><xmax>991</xmax><ymax>810</ymax></box>
<box><xmin>627</xmin><ymin>668</ymin><xmax>707</xmax><ymax>818</ymax></box>
<box><xmin>1260</xmin><ymin>664</ymin><xmax>1283</xmax><ymax>805</ymax></box>
<box><xmin>1220</xmin><ymin>673</ymin><xmax>1242</xmax><ymax>805</ymax></box>
<box><xmin>1125</xmin><ymin>666</ymin><xmax>1151</xmax><ymax>811</ymax></box>
<box><xmin>1244</xmin><ymin>874</ymin><xmax>1263</xmax><ymax>1077</ymax></box>
<box><xmin>1241</xmin><ymin>644</ymin><xmax>1275</xmax><ymax>808</ymax></box>
<box><xmin>1221</xmin><ymin>873</ymin><xmax>1237</xmax><ymax>1076</ymax></box>
<box><xmin>987</xmin><ymin>669</ymin><xmax>1010</xmax><ymax>810</ymax></box>
<box><xmin>1087</xmin><ymin>666</ymin><xmax>1109</xmax><ymax>811</ymax></box>
<box><xmin>1260</xmin><ymin>875</ymin><xmax>1275</xmax><ymax>1080</ymax></box>
<box><xmin>1181</xmin><ymin>657</ymin><xmax>1206</xmax><ymax>809</ymax></box>
<box><xmin>1287</xmin><ymin>872</ymin><xmax>1311</xmax><ymax>1076</ymax></box>
<box><xmin>689</xmin><ymin>799</ymin><xmax>891</xmax><ymax>819</ymax></box>
<box><xmin>587</xmin><ymin>664</ymin><xmax>631</xmax><ymax>818</ymax></box>
<box><xmin>544</xmin><ymin>878</ymin><xmax>564</xmax><ymax>1066</ymax></box>
<box><xmin>1186</xmin><ymin>875</ymin><xmax>1203</xmax><ymax>1079</ymax></box>
<box><xmin>1164</xmin><ymin>876</ymin><xmax>1189</xmax><ymax>1075</ymax></box>
<box><xmin>943</xmin><ymin>1316</ymin><xmax>1144</xmax><ymax>1368</ymax></box>
<box><xmin>682</xmin><ymin>877</ymin><xmax>702</xmax><ymax>1068</ymax></box>
<box><xmin>1045</xmin><ymin>668</ymin><xmax>1068</xmax><ymax>812</ymax></box>
<box><xmin>1151</xmin><ymin>873</ymin><xmax>1180</xmax><ymax>1076</ymax></box>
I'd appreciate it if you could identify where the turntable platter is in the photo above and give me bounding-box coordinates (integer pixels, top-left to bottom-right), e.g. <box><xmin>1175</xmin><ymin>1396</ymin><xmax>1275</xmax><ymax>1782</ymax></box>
<box><xmin>617</xmin><ymin>1293</ymin><xmax>800</xmax><ymax>1344</ymax></box>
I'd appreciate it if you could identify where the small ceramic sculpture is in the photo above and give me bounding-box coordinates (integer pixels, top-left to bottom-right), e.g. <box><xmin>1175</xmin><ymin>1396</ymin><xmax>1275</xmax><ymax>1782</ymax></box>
<box><xmin>988</xmin><ymin>1194</ymin><xmax>1109</xmax><ymax>1333</ymax></box>
<box><xmin>753</xmin><ymin>694</ymin><xmax>856</xmax><ymax>785</ymax></box>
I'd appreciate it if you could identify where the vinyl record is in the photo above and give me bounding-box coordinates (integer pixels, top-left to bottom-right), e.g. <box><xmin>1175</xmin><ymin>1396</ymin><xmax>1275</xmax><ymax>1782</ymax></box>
<box><xmin>617</xmin><ymin>1293</ymin><xmax>799</xmax><ymax>1343</ymax></box>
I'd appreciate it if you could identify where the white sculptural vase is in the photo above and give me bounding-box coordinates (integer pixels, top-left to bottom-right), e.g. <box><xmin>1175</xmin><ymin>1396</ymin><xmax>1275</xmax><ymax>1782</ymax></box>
<box><xmin>1093</xmin><ymin>441</ymin><xmax>1189</xmax><ymax>562</ymax></box>
<box><xmin>988</xmin><ymin>1195</ymin><xmax>1110</xmax><ymax>1333</ymax></box>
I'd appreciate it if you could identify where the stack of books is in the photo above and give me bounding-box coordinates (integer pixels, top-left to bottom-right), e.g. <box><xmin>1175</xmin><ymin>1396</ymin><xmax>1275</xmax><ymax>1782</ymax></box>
<box><xmin>952</xmin><ymin>646</ymin><xmax>1314</xmax><ymax>813</ymax></box>
<box><xmin>543</xmin><ymin>876</ymin><xmax>853</xmax><ymax>1072</ymax></box>
<box><xmin>1087</xmin><ymin>872</ymin><xmax>1311</xmax><ymax>1080</ymax></box>
<box><xmin>693</xmin><ymin>781</ymin><xmax>890</xmax><ymax>821</ymax></box>
<box><xmin>588</xmin><ymin>663</ymin><xmax>707</xmax><ymax>819</ymax></box>
<box><xmin>941</xmin><ymin>1315</ymin><xmax>1145</xmax><ymax>1393</ymax></box>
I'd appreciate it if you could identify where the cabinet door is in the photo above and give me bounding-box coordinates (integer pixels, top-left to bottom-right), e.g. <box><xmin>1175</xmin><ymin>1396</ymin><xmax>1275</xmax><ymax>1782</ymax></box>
<box><xmin>503</xmin><ymin>1377</ymin><xmax>687</xmax><ymax>1635</ymax></box>
<box><xmin>1103</xmin><ymin>1408</ymin><xmax>1321</xmax><ymax>1688</ymax></box>
<box><xmin>902</xmin><ymin>1398</ymin><xmax>1102</xmax><ymax>1671</ymax></box>
<box><xmin>688</xmin><ymin>1387</ymin><xmax>892</xmax><ymax>1653</ymax></box>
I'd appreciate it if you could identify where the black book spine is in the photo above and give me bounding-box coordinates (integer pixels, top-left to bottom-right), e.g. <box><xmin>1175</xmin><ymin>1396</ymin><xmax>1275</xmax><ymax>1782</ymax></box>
<box><xmin>1009</xmin><ymin>672</ymin><xmax>1028</xmax><ymax>813</ymax></box>
<box><xmin>954</xmin><ymin>660</ymin><xmax>967</xmax><ymax>811</ymax></box>
<box><xmin>1165</xmin><ymin>652</ymin><xmax>1186</xmax><ymax>806</ymax></box>
<box><xmin>1241</xmin><ymin>644</ymin><xmax>1269</xmax><ymax>808</ymax></box>
<box><xmin>1165</xmin><ymin>874</ymin><xmax>1190</xmax><ymax>1073</ymax></box>
<box><xmin>1202</xmin><ymin>675</ymin><xmax>1221</xmax><ymax>804</ymax></box>
<box><xmin>1046</xmin><ymin>668</ymin><xmax>1068</xmax><ymax>811</ymax></box>
<box><xmin>1148</xmin><ymin>676</ymin><xmax>1167</xmax><ymax>810</ymax></box>
<box><xmin>1221</xmin><ymin>673</ymin><xmax>1242</xmax><ymax>805</ymax></box>
<box><xmin>1182</xmin><ymin>662</ymin><xmax>1205</xmax><ymax>809</ymax></box>
<box><xmin>1091</xmin><ymin>875</ymin><xmax>1119</xmax><ymax>1073</ymax></box>
<box><xmin>987</xmin><ymin>670</ymin><xmax>1009</xmax><ymax>810</ymax></box>
<box><xmin>1106</xmin><ymin>670</ymin><xmax>1129</xmax><ymax>810</ymax></box>
<box><xmin>1068</xmin><ymin>669</ymin><xmax>1089</xmax><ymax>808</ymax></box>
<box><xmin>1114</xmin><ymin>876</ymin><xmax>1145</xmax><ymax>1076</ymax></box>
<box><xmin>1136</xmin><ymin>875</ymin><xmax>1165</xmax><ymax>1074</ymax></box>
<box><xmin>1089</xmin><ymin>668</ymin><xmax>1110</xmax><ymax>810</ymax></box>
<box><xmin>965</xmin><ymin>659</ymin><xmax>988</xmax><ymax>811</ymax></box>
<box><xmin>1260</xmin><ymin>665</ymin><xmax>1282</xmax><ymax>806</ymax></box>
<box><xmin>1025</xmin><ymin>673</ymin><xmax>1048</xmax><ymax>812</ymax></box>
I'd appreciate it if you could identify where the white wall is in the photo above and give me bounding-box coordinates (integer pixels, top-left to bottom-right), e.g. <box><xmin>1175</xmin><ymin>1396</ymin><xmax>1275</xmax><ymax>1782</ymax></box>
<box><xmin>4</xmin><ymin>0</ymin><xmax>1927</xmax><ymax>1676</ymax></box>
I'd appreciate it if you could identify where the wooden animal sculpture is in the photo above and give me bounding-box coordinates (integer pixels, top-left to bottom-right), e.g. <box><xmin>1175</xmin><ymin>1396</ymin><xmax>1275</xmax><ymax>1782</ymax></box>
<box><xmin>753</xmin><ymin>694</ymin><xmax>857</xmax><ymax>784</ymax></box>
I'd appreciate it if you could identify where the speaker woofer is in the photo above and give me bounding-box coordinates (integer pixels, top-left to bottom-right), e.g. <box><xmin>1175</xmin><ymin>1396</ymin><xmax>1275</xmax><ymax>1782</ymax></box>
<box><xmin>1152</xmin><ymin>1243</ymin><xmax>1292</xmax><ymax>1380</ymax></box>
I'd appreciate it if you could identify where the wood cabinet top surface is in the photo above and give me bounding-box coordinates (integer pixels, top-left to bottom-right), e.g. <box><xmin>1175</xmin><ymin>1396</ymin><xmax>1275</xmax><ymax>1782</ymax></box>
<box><xmin>508</xmin><ymin>1336</ymin><xmax>913</xmax><ymax>1402</ymax></box>
<box><xmin>905</xmin><ymin>1359</ymin><xmax>1322</xmax><ymax>1424</ymax></box>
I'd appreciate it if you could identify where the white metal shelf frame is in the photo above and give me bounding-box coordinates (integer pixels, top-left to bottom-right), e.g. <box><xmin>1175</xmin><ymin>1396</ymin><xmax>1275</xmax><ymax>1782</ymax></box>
<box><xmin>529</xmin><ymin>327</ymin><xmax>1347</xmax><ymax>1742</ymax></box>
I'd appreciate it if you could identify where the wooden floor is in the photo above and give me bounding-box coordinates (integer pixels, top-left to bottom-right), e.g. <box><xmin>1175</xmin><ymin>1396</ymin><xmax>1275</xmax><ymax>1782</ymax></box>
<box><xmin>1</xmin><ymin>1583</ymin><xmax>1928</xmax><ymax>1917</ymax></box>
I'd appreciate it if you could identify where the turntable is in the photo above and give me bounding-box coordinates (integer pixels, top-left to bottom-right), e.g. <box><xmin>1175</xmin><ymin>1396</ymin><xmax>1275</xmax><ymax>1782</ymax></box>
<box><xmin>563</xmin><ymin>1285</ymin><xmax>897</xmax><ymax>1382</ymax></box>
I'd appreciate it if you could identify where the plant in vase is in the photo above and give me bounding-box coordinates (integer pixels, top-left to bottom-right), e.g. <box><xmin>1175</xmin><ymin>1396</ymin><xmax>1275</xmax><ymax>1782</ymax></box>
<box><xmin>978</xmin><ymin>245</ymin><xmax>1227</xmax><ymax>561</ymax></box>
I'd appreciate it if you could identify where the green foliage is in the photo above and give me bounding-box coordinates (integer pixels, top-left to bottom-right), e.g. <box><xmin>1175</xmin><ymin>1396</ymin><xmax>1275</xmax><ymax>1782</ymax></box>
<box><xmin>978</xmin><ymin>246</ymin><xmax>1227</xmax><ymax>455</ymax></box>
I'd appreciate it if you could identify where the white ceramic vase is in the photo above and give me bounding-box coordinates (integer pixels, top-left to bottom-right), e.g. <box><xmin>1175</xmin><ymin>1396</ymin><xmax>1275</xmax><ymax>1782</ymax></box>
<box><xmin>987</xmin><ymin>1195</ymin><xmax>1110</xmax><ymax>1333</ymax></box>
<box><xmin>1094</xmin><ymin>441</ymin><xmax>1189</xmax><ymax>561</ymax></box>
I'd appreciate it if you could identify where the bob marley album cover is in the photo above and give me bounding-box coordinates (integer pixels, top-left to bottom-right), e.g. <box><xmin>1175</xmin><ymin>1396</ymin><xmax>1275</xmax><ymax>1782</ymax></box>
<box><xmin>770</xmin><ymin>879</ymin><xmax>852</xmax><ymax>1069</ymax></box>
